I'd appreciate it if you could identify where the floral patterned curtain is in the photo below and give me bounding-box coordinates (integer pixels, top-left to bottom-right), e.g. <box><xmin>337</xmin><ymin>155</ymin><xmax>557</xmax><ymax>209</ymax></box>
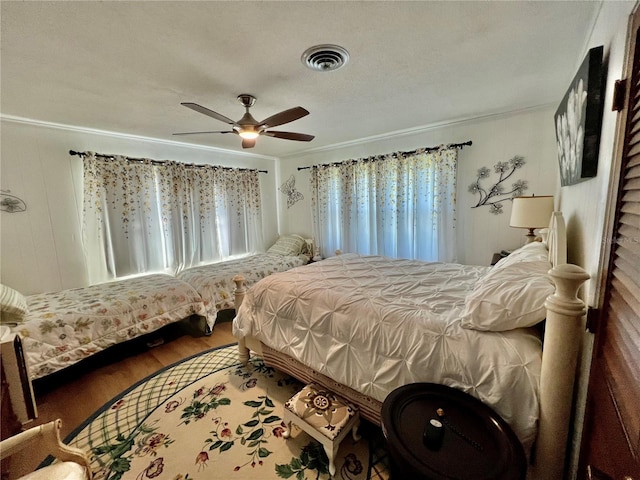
<box><xmin>83</xmin><ymin>153</ymin><xmax>263</xmax><ymax>283</ymax></box>
<box><xmin>310</xmin><ymin>147</ymin><xmax>457</xmax><ymax>262</ymax></box>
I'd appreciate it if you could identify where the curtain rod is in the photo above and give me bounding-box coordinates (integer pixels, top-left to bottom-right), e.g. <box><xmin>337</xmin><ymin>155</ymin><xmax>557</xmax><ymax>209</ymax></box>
<box><xmin>69</xmin><ymin>150</ymin><xmax>268</xmax><ymax>174</ymax></box>
<box><xmin>296</xmin><ymin>140</ymin><xmax>472</xmax><ymax>171</ymax></box>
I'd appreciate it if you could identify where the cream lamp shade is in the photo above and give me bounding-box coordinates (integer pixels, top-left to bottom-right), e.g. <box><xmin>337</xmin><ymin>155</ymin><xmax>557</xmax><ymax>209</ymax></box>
<box><xmin>510</xmin><ymin>195</ymin><xmax>554</xmax><ymax>243</ymax></box>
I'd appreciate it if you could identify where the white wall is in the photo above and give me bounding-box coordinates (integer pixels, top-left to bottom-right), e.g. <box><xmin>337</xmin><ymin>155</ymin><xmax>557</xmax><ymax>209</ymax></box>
<box><xmin>0</xmin><ymin>105</ymin><xmax>560</xmax><ymax>295</ymax></box>
<box><xmin>555</xmin><ymin>2</ymin><xmax>635</xmax><ymax>478</ymax></box>
<box><xmin>0</xmin><ymin>118</ymin><xmax>278</xmax><ymax>295</ymax></box>
<box><xmin>277</xmin><ymin>106</ymin><xmax>558</xmax><ymax>266</ymax></box>
<box><xmin>559</xmin><ymin>1</ymin><xmax>634</xmax><ymax>305</ymax></box>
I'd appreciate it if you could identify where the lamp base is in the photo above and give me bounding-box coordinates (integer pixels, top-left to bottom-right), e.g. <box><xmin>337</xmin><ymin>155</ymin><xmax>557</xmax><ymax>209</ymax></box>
<box><xmin>524</xmin><ymin>228</ymin><xmax>536</xmax><ymax>244</ymax></box>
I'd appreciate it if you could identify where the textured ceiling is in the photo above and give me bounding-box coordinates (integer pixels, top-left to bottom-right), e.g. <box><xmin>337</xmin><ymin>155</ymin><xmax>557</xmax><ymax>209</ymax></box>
<box><xmin>1</xmin><ymin>1</ymin><xmax>601</xmax><ymax>158</ymax></box>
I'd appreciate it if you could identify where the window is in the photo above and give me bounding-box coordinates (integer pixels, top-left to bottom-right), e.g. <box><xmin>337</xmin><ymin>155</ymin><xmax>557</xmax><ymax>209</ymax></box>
<box><xmin>82</xmin><ymin>153</ymin><xmax>263</xmax><ymax>283</ymax></box>
<box><xmin>310</xmin><ymin>147</ymin><xmax>458</xmax><ymax>262</ymax></box>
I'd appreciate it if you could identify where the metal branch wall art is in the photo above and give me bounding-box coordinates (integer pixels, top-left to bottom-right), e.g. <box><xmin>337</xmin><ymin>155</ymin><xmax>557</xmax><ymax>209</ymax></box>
<box><xmin>0</xmin><ymin>190</ymin><xmax>27</xmax><ymax>213</ymax></box>
<box><xmin>468</xmin><ymin>156</ymin><xmax>528</xmax><ymax>214</ymax></box>
<box><xmin>279</xmin><ymin>175</ymin><xmax>304</xmax><ymax>208</ymax></box>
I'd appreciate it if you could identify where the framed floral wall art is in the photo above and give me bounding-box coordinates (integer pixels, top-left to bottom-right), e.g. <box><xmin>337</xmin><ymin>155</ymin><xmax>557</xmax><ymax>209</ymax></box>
<box><xmin>555</xmin><ymin>45</ymin><xmax>605</xmax><ymax>186</ymax></box>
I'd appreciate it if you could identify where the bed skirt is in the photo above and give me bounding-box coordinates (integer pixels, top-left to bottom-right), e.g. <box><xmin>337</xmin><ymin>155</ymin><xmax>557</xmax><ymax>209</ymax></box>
<box><xmin>261</xmin><ymin>343</ymin><xmax>382</xmax><ymax>425</ymax></box>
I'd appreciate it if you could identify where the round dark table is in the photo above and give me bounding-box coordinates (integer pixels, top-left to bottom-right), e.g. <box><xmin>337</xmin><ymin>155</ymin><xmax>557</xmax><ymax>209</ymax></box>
<box><xmin>381</xmin><ymin>383</ymin><xmax>526</xmax><ymax>480</ymax></box>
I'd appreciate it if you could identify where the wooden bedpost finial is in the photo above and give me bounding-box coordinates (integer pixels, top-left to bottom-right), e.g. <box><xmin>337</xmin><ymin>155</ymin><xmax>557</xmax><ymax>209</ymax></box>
<box><xmin>545</xmin><ymin>264</ymin><xmax>590</xmax><ymax>316</ymax></box>
<box><xmin>232</xmin><ymin>275</ymin><xmax>247</xmax><ymax>308</ymax></box>
<box><xmin>232</xmin><ymin>274</ymin><xmax>246</xmax><ymax>292</ymax></box>
<box><xmin>535</xmin><ymin>262</ymin><xmax>589</xmax><ymax>480</ymax></box>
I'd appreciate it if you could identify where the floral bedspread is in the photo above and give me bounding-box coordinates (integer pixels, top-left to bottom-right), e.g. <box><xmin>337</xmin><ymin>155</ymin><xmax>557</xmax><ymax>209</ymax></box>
<box><xmin>12</xmin><ymin>274</ymin><xmax>208</xmax><ymax>380</ymax></box>
<box><xmin>177</xmin><ymin>253</ymin><xmax>308</xmax><ymax>326</ymax></box>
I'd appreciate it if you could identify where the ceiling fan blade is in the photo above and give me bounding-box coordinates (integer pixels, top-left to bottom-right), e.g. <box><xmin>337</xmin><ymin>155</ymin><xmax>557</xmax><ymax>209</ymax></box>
<box><xmin>172</xmin><ymin>130</ymin><xmax>235</xmax><ymax>136</ymax></box>
<box><xmin>181</xmin><ymin>102</ymin><xmax>236</xmax><ymax>125</ymax></box>
<box><xmin>242</xmin><ymin>138</ymin><xmax>256</xmax><ymax>149</ymax></box>
<box><xmin>262</xmin><ymin>131</ymin><xmax>315</xmax><ymax>142</ymax></box>
<box><xmin>258</xmin><ymin>107</ymin><xmax>309</xmax><ymax>129</ymax></box>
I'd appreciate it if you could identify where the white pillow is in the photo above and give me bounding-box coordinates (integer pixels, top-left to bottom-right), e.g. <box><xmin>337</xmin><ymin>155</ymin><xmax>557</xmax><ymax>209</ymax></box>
<box><xmin>267</xmin><ymin>234</ymin><xmax>306</xmax><ymax>256</ymax></box>
<box><xmin>0</xmin><ymin>284</ymin><xmax>28</xmax><ymax>325</ymax></box>
<box><xmin>493</xmin><ymin>241</ymin><xmax>549</xmax><ymax>270</ymax></box>
<box><xmin>19</xmin><ymin>461</ymin><xmax>88</xmax><ymax>480</ymax></box>
<box><xmin>461</xmin><ymin>259</ymin><xmax>554</xmax><ymax>331</ymax></box>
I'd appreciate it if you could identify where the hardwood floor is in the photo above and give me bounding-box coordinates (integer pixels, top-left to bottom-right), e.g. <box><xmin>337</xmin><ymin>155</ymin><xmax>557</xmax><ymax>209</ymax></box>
<box><xmin>8</xmin><ymin>318</ymin><xmax>237</xmax><ymax>478</ymax></box>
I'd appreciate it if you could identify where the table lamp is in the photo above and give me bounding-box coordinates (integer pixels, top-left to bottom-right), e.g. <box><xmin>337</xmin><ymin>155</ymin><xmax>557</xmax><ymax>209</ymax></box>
<box><xmin>510</xmin><ymin>195</ymin><xmax>554</xmax><ymax>243</ymax></box>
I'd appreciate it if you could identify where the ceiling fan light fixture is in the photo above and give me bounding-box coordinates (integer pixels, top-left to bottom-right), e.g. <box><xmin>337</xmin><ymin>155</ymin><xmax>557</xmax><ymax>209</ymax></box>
<box><xmin>238</xmin><ymin>129</ymin><xmax>260</xmax><ymax>140</ymax></box>
<box><xmin>302</xmin><ymin>44</ymin><xmax>349</xmax><ymax>72</ymax></box>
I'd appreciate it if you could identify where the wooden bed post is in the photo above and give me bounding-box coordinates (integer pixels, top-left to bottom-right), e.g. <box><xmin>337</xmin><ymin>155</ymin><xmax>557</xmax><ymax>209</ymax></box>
<box><xmin>532</xmin><ymin>263</ymin><xmax>589</xmax><ymax>480</ymax></box>
<box><xmin>233</xmin><ymin>275</ymin><xmax>250</xmax><ymax>365</ymax></box>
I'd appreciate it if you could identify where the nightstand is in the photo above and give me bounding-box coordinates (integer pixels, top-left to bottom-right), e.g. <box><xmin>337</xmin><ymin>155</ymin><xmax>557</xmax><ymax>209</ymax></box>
<box><xmin>381</xmin><ymin>383</ymin><xmax>526</xmax><ymax>480</ymax></box>
<box><xmin>491</xmin><ymin>250</ymin><xmax>511</xmax><ymax>266</ymax></box>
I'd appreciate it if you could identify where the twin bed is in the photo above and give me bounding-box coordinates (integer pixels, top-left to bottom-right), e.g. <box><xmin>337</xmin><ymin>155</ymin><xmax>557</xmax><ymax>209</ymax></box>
<box><xmin>232</xmin><ymin>212</ymin><xmax>589</xmax><ymax>479</ymax></box>
<box><xmin>2</xmin><ymin>235</ymin><xmax>311</xmax><ymax>381</ymax></box>
<box><xmin>176</xmin><ymin>251</ymin><xmax>308</xmax><ymax>327</ymax></box>
<box><xmin>4</xmin><ymin>274</ymin><xmax>208</xmax><ymax>381</ymax></box>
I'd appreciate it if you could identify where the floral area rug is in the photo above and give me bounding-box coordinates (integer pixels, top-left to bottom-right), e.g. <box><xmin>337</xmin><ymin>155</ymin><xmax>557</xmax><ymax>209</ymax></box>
<box><xmin>63</xmin><ymin>343</ymin><xmax>390</xmax><ymax>480</ymax></box>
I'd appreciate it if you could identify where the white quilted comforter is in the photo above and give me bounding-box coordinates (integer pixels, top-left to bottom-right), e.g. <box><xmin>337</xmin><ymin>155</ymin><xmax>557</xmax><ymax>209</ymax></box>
<box><xmin>233</xmin><ymin>254</ymin><xmax>543</xmax><ymax>451</ymax></box>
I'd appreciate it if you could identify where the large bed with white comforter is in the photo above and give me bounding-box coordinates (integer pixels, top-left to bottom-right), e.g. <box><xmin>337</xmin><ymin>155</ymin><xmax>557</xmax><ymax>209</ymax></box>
<box><xmin>233</xmin><ymin>252</ymin><xmax>544</xmax><ymax>450</ymax></box>
<box><xmin>232</xmin><ymin>212</ymin><xmax>590</xmax><ymax>479</ymax></box>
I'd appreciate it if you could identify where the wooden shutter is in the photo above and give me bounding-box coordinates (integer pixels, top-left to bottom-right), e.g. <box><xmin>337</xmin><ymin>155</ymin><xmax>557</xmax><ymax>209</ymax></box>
<box><xmin>582</xmin><ymin>17</ymin><xmax>640</xmax><ymax>479</ymax></box>
<box><xmin>607</xmin><ymin>24</ymin><xmax>640</xmax><ymax>461</ymax></box>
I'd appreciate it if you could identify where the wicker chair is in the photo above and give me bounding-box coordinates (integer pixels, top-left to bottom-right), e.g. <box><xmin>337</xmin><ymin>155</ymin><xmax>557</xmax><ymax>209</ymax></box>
<box><xmin>0</xmin><ymin>419</ymin><xmax>92</xmax><ymax>480</ymax></box>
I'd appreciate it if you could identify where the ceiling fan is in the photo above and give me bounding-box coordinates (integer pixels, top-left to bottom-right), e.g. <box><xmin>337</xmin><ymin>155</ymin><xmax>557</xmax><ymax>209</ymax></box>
<box><xmin>173</xmin><ymin>94</ymin><xmax>315</xmax><ymax>149</ymax></box>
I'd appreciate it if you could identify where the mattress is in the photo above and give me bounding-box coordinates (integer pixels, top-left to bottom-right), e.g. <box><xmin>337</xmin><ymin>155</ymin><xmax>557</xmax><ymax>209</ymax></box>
<box><xmin>12</xmin><ymin>274</ymin><xmax>208</xmax><ymax>380</ymax></box>
<box><xmin>233</xmin><ymin>253</ymin><xmax>543</xmax><ymax>451</ymax></box>
<box><xmin>177</xmin><ymin>253</ymin><xmax>308</xmax><ymax>325</ymax></box>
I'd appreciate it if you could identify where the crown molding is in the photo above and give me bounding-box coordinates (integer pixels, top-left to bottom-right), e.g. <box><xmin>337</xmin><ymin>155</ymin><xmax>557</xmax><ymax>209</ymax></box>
<box><xmin>0</xmin><ymin>114</ymin><xmax>278</xmax><ymax>161</ymax></box>
<box><xmin>1</xmin><ymin>103</ymin><xmax>554</xmax><ymax>162</ymax></box>
<box><xmin>279</xmin><ymin>103</ymin><xmax>556</xmax><ymax>159</ymax></box>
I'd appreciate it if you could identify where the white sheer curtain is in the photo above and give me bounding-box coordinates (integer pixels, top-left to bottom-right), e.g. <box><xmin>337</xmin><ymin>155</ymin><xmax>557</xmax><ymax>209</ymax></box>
<box><xmin>82</xmin><ymin>153</ymin><xmax>263</xmax><ymax>283</ymax></box>
<box><xmin>310</xmin><ymin>147</ymin><xmax>458</xmax><ymax>262</ymax></box>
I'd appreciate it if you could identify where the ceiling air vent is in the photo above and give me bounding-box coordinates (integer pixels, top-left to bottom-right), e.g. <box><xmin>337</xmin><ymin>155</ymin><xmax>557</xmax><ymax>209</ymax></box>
<box><xmin>302</xmin><ymin>44</ymin><xmax>349</xmax><ymax>72</ymax></box>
